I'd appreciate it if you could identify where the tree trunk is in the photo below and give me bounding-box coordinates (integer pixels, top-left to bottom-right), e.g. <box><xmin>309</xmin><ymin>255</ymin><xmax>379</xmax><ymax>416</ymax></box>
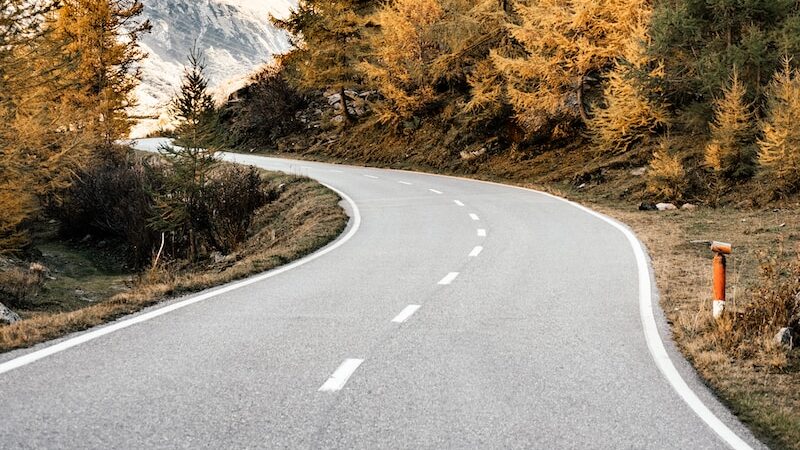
<box><xmin>340</xmin><ymin>86</ymin><xmax>352</xmax><ymax>123</ymax></box>
<box><xmin>577</xmin><ymin>74</ymin><xmax>590</xmax><ymax>123</ymax></box>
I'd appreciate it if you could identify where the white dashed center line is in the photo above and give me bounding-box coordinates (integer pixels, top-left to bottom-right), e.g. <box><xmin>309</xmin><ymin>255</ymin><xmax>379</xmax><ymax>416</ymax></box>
<box><xmin>454</xmin><ymin>200</ymin><xmax>465</xmax><ymax>207</ymax></box>
<box><xmin>469</xmin><ymin>246</ymin><xmax>484</xmax><ymax>257</ymax></box>
<box><xmin>398</xmin><ymin>181</ymin><xmax>413</xmax><ymax>185</ymax></box>
<box><xmin>469</xmin><ymin>213</ymin><xmax>480</xmax><ymax>221</ymax></box>
<box><xmin>300</xmin><ymin>165</ymin><xmax>312</xmax><ymax>170</ymax></box>
<box><xmin>391</xmin><ymin>305</ymin><xmax>421</xmax><ymax>323</ymax></box>
<box><xmin>429</xmin><ymin>189</ymin><xmax>443</xmax><ymax>194</ymax></box>
<box><xmin>364</xmin><ymin>175</ymin><xmax>380</xmax><ymax>179</ymax></box>
<box><xmin>319</xmin><ymin>359</ymin><xmax>364</xmax><ymax>392</ymax></box>
<box><xmin>438</xmin><ymin>272</ymin><xmax>460</xmax><ymax>285</ymax></box>
<box><xmin>477</xmin><ymin>229</ymin><xmax>487</xmax><ymax>237</ymax></box>
<box><xmin>330</xmin><ymin>169</ymin><xmax>344</xmax><ymax>173</ymax></box>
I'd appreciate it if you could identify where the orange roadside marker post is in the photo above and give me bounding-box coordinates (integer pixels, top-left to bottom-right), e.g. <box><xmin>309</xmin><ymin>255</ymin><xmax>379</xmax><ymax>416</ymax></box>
<box><xmin>710</xmin><ymin>241</ymin><xmax>732</xmax><ymax>319</ymax></box>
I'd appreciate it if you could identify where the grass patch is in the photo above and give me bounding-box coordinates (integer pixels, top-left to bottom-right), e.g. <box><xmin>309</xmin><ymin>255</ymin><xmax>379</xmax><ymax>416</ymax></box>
<box><xmin>0</xmin><ymin>171</ymin><xmax>348</xmax><ymax>353</ymax></box>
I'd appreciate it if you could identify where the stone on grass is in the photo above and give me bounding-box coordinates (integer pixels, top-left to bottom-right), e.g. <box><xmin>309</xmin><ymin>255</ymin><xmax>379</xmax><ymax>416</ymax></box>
<box><xmin>630</xmin><ymin>167</ymin><xmax>647</xmax><ymax>176</ymax></box>
<box><xmin>681</xmin><ymin>203</ymin><xmax>698</xmax><ymax>211</ymax></box>
<box><xmin>0</xmin><ymin>302</ymin><xmax>20</xmax><ymax>325</ymax></box>
<box><xmin>656</xmin><ymin>203</ymin><xmax>678</xmax><ymax>211</ymax></box>
<box><xmin>638</xmin><ymin>202</ymin><xmax>657</xmax><ymax>211</ymax></box>
<box><xmin>774</xmin><ymin>327</ymin><xmax>795</xmax><ymax>350</ymax></box>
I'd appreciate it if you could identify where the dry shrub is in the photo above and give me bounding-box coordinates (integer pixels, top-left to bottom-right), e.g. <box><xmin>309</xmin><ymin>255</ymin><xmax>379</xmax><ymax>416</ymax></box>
<box><xmin>0</xmin><ymin>264</ymin><xmax>46</xmax><ymax>308</ymax></box>
<box><xmin>711</xmin><ymin>251</ymin><xmax>800</xmax><ymax>365</ymax></box>
<box><xmin>222</xmin><ymin>65</ymin><xmax>306</xmax><ymax>146</ymax></box>
<box><xmin>55</xmin><ymin>155</ymin><xmax>161</xmax><ymax>267</ymax></box>
<box><xmin>647</xmin><ymin>139</ymin><xmax>687</xmax><ymax>201</ymax></box>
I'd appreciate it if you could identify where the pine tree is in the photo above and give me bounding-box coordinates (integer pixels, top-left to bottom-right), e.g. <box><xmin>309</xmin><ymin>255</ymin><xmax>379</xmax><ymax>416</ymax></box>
<box><xmin>650</xmin><ymin>0</ymin><xmax>799</xmax><ymax>111</ymax></box>
<box><xmin>492</xmin><ymin>0</ymin><xmax>652</xmax><ymax>135</ymax></box>
<box><xmin>705</xmin><ymin>69</ymin><xmax>757</xmax><ymax>180</ymax></box>
<box><xmin>51</xmin><ymin>0</ymin><xmax>150</xmax><ymax>149</ymax></box>
<box><xmin>152</xmin><ymin>48</ymin><xmax>219</xmax><ymax>260</ymax></box>
<box><xmin>588</xmin><ymin>20</ymin><xmax>668</xmax><ymax>152</ymax></box>
<box><xmin>758</xmin><ymin>58</ymin><xmax>800</xmax><ymax>194</ymax></box>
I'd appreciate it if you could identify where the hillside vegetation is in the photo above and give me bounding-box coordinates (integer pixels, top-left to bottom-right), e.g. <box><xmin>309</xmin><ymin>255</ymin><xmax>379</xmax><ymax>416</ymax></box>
<box><xmin>0</xmin><ymin>2</ymin><xmax>348</xmax><ymax>349</ymax></box>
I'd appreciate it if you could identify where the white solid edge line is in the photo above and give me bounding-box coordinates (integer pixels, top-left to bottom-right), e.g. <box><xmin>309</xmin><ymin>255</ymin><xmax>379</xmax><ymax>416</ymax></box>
<box><xmin>391</xmin><ymin>305</ymin><xmax>421</xmax><ymax>324</ymax></box>
<box><xmin>0</xmin><ymin>183</ymin><xmax>363</xmax><ymax>377</ymax></box>
<box><xmin>469</xmin><ymin>213</ymin><xmax>480</xmax><ymax>221</ymax></box>
<box><xmin>549</xmin><ymin>197</ymin><xmax>753</xmax><ymax>450</ymax></box>
<box><xmin>477</xmin><ymin>229</ymin><xmax>487</xmax><ymax>237</ymax></box>
<box><xmin>429</xmin><ymin>189</ymin><xmax>443</xmax><ymax>194</ymax></box>
<box><xmin>319</xmin><ymin>358</ymin><xmax>364</xmax><ymax>392</ymax></box>
<box><xmin>469</xmin><ymin>246</ymin><xmax>483</xmax><ymax>257</ymax></box>
<box><xmin>454</xmin><ymin>200</ymin><xmax>465</xmax><ymax>206</ymax></box>
<box><xmin>375</xmin><ymin>168</ymin><xmax>751</xmax><ymax>450</ymax></box>
<box><xmin>438</xmin><ymin>272</ymin><xmax>459</xmax><ymax>285</ymax></box>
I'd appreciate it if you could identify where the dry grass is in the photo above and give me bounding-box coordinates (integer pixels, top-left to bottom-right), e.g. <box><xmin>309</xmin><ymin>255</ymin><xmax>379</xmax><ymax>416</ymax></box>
<box><xmin>592</xmin><ymin>205</ymin><xmax>800</xmax><ymax>450</ymax></box>
<box><xmin>0</xmin><ymin>173</ymin><xmax>348</xmax><ymax>353</ymax></box>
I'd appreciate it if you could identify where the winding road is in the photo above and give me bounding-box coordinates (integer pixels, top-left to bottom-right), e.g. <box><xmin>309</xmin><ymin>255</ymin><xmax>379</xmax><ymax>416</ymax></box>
<box><xmin>0</xmin><ymin>139</ymin><xmax>764</xmax><ymax>449</ymax></box>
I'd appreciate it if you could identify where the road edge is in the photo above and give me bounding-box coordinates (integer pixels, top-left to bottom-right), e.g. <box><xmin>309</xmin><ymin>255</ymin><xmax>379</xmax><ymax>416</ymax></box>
<box><xmin>0</xmin><ymin>182</ymin><xmax>362</xmax><ymax>376</ymax></box>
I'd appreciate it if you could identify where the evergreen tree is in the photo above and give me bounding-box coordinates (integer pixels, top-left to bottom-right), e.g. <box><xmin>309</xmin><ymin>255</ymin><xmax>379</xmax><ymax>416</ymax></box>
<box><xmin>152</xmin><ymin>48</ymin><xmax>218</xmax><ymax>261</ymax></box>
<box><xmin>758</xmin><ymin>59</ymin><xmax>800</xmax><ymax>194</ymax></box>
<box><xmin>705</xmin><ymin>69</ymin><xmax>757</xmax><ymax>180</ymax></box>
<box><xmin>650</xmin><ymin>0</ymin><xmax>800</xmax><ymax>111</ymax></box>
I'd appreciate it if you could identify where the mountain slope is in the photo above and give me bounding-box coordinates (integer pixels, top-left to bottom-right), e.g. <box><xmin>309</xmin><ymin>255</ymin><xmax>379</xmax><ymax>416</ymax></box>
<box><xmin>132</xmin><ymin>0</ymin><xmax>294</xmax><ymax>136</ymax></box>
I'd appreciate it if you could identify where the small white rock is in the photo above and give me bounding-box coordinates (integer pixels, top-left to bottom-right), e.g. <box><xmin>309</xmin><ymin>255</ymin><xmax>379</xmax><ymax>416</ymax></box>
<box><xmin>681</xmin><ymin>203</ymin><xmax>698</xmax><ymax>211</ymax></box>
<box><xmin>775</xmin><ymin>327</ymin><xmax>794</xmax><ymax>349</ymax></box>
<box><xmin>656</xmin><ymin>203</ymin><xmax>678</xmax><ymax>211</ymax></box>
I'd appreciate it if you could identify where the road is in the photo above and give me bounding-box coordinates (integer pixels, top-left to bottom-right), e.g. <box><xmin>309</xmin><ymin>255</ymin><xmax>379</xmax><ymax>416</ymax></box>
<box><xmin>0</xmin><ymin>139</ymin><xmax>763</xmax><ymax>449</ymax></box>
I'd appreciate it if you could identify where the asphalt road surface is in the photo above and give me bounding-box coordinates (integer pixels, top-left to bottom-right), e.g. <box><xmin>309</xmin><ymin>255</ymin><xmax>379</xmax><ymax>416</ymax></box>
<box><xmin>0</xmin><ymin>139</ymin><xmax>765</xmax><ymax>449</ymax></box>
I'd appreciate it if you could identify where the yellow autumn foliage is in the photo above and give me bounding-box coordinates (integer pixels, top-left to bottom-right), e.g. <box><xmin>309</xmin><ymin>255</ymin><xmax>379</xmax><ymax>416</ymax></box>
<box><xmin>758</xmin><ymin>59</ymin><xmax>800</xmax><ymax>194</ymax></box>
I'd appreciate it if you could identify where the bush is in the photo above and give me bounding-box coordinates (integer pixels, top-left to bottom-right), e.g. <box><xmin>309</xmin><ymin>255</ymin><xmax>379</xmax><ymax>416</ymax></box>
<box><xmin>222</xmin><ymin>65</ymin><xmax>306</xmax><ymax>146</ymax></box>
<box><xmin>201</xmin><ymin>166</ymin><xmax>278</xmax><ymax>254</ymax></box>
<box><xmin>647</xmin><ymin>139</ymin><xmax>688</xmax><ymax>201</ymax></box>
<box><xmin>0</xmin><ymin>264</ymin><xmax>46</xmax><ymax>308</ymax></box>
<box><xmin>56</xmin><ymin>156</ymin><xmax>161</xmax><ymax>268</ymax></box>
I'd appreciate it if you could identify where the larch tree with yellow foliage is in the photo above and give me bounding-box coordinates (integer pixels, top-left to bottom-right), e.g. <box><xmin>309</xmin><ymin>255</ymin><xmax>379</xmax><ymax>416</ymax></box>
<box><xmin>705</xmin><ymin>69</ymin><xmax>757</xmax><ymax>181</ymax></box>
<box><xmin>51</xmin><ymin>0</ymin><xmax>150</xmax><ymax>150</ymax></box>
<box><xmin>587</xmin><ymin>20</ymin><xmax>667</xmax><ymax>153</ymax></box>
<box><xmin>0</xmin><ymin>0</ymin><xmax>91</xmax><ymax>252</ymax></box>
<box><xmin>492</xmin><ymin>0</ymin><xmax>652</xmax><ymax>136</ymax></box>
<box><xmin>758</xmin><ymin>59</ymin><xmax>800</xmax><ymax>195</ymax></box>
<box><xmin>275</xmin><ymin>0</ymin><xmax>375</xmax><ymax>125</ymax></box>
<box><xmin>361</xmin><ymin>0</ymin><xmax>505</xmax><ymax>128</ymax></box>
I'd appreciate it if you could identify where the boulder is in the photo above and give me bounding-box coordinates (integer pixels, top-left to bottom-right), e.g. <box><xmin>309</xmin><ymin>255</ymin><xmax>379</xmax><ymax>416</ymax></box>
<box><xmin>656</xmin><ymin>202</ymin><xmax>678</xmax><ymax>211</ymax></box>
<box><xmin>0</xmin><ymin>302</ymin><xmax>20</xmax><ymax>325</ymax></box>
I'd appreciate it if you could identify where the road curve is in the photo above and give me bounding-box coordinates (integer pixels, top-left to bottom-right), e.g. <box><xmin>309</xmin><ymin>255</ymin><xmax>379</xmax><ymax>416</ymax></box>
<box><xmin>0</xmin><ymin>139</ymin><xmax>764</xmax><ymax>449</ymax></box>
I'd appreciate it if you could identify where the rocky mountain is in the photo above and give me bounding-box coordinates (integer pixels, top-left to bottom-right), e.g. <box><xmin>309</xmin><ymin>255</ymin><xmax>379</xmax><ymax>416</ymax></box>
<box><xmin>132</xmin><ymin>0</ymin><xmax>295</xmax><ymax>137</ymax></box>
